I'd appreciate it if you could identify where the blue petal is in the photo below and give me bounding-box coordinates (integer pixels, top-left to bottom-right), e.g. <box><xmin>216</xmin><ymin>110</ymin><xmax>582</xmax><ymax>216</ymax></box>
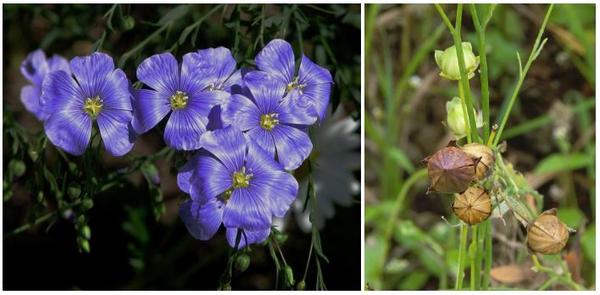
<box><xmin>193</xmin><ymin>154</ymin><xmax>232</xmax><ymax>203</ymax></box>
<box><xmin>184</xmin><ymin>47</ymin><xmax>237</xmax><ymax>90</ymax></box>
<box><xmin>243</xmin><ymin>71</ymin><xmax>286</xmax><ymax>113</ymax></box>
<box><xmin>137</xmin><ymin>52</ymin><xmax>180</xmax><ymax>95</ymax></box>
<box><xmin>20</xmin><ymin>49</ymin><xmax>48</xmax><ymax>84</ymax></box>
<box><xmin>177</xmin><ymin>156</ymin><xmax>198</xmax><ymax>194</ymax></box>
<box><xmin>20</xmin><ymin>85</ymin><xmax>47</xmax><ymax>121</ymax></box>
<box><xmin>206</xmin><ymin>105</ymin><xmax>223</xmax><ymax>131</ymax></box>
<box><xmin>131</xmin><ymin>89</ymin><xmax>171</xmax><ymax>134</ymax></box>
<box><xmin>255</xmin><ymin>39</ymin><xmax>295</xmax><ymax>84</ymax></box>
<box><xmin>69</xmin><ymin>52</ymin><xmax>115</xmax><ymax>98</ymax></box>
<box><xmin>222</xmin><ymin>186</ymin><xmax>272</xmax><ymax>230</ymax></box>
<box><xmin>272</xmin><ymin>124</ymin><xmax>313</xmax><ymax>170</ymax></box>
<box><xmin>225</xmin><ymin>227</ymin><xmax>270</xmax><ymax>249</ymax></box>
<box><xmin>41</xmin><ymin>70</ymin><xmax>84</xmax><ymax>114</ymax></box>
<box><xmin>163</xmin><ymin>108</ymin><xmax>206</xmax><ymax>151</ymax></box>
<box><xmin>44</xmin><ymin>110</ymin><xmax>92</xmax><ymax>156</ymax></box>
<box><xmin>223</xmin><ymin>69</ymin><xmax>243</xmax><ymax>93</ymax></box>
<box><xmin>200</xmin><ymin>126</ymin><xmax>246</xmax><ymax>172</ymax></box>
<box><xmin>97</xmin><ymin>110</ymin><xmax>135</xmax><ymax>156</ymax></box>
<box><xmin>221</xmin><ymin>93</ymin><xmax>261</xmax><ymax>131</ymax></box>
<box><xmin>97</xmin><ymin>69</ymin><xmax>133</xmax><ymax>112</ymax></box>
<box><xmin>298</xmin><ymin>55</ymin><xmax>333</xmax><ymax>120</ymax></box>
<box><xmin>179</xmin><ymin>199</ymin><xmax>224</xmax><ymax>241</ymax></box>
<box><xmin>276</xmin><ymin>93</ymin><xmax>317</xmax><ymax>126</ymax></box>
<box><xmin>246</xmin><ymin>128</ymin><xmax>276</xmax><ymax>158</ymax></box>
<box><xmin>245</xmin><ymin>140</ymin><xmax>298</xmax><ymax>218</ymax></box>
<box><xmin>47</xmin><ymin>55</ymin><xmax>71</xmax><ymax>73</ymax></box>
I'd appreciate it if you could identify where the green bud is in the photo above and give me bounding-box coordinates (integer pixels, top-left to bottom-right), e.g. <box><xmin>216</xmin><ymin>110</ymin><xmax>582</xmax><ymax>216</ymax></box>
<box><xmin>274</xmin><ymin>231</ymin><xmax>288</xmax><ymax>244</ymax></box>
<box><xmin>67</xmin><ymin>185</ymin><xmax>81</xmax><ymax>199</ymax></box>
<box><xmin>81</xmin><ymin>225</ymin><xmax>92</xmax><ymax>240</ymax></box>
<box><xmin>235</xmin><ymin>254</ymin><xmax>250</xmax><ymax>272</ymax></box>
<box><xmin>446</xmin><ymin>97</ymin><xmax>483</xmax><ymax>139</ymax></box>
<box><xmin>434</xmin><ymin>42</ymin><xmax>479</xmax><ymax>80</ymax></box>
<box><xmin>82</xmin><ymin>198</ymin><xmax>94</xmax><ymax>210</ymax></box>
<box><xmin>296</xmin><ymin>280</ymin><xmax>306</xmax><ymax>290</ymax></box>
<box><xmin>9</xmin><ymin>160</ymin><xmax>26</xmax><ymax>178</ymax></box>
<box><xmin>284</xmin><ymin>265</ymin><xmax>295</xmax><ymax>287</ymax></box>
<box><xmin>28</xmin><ymin>147</ymin><xmax>39</xmax><ymax>162</ymax></box>
<box><xmin>36</xmin><ymin>191</ymin><xmax>44</xmax><ymax>203</ymax></box>
<box><xmin>121</xmin><ymin>16</ymin><xmax>135</xmax><ymax>30</ymax></box>
<box><xmin>68</xmin><ymin>163</ymin><xmax>78</xmax><ymax>174</ymax></box>
<box><xmin>78</xmin><ymin>237</ymin><xmax>90</xmax><ymax>253</ymax></box>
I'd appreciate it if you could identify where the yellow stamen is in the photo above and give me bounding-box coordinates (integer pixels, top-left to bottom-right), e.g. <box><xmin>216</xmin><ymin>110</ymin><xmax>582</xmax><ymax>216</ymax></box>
<box><xmin>232</xmin><ymin>167</ymin><xmax>252</xmax><ymax>189</ymax></box>
<box><xmin>170</xmin><ymin>91</ymin><xmax>189</xmax><ymax>110</ymax></box>
<box><xmin>83</xmin><ymin>96</ymin><xmax>103</xmax><ymax>118</ymax></box>
<box><xmin>260</xmin><ymin>113</ymin><xmax>279</xmax><ymax>131</ymax></box>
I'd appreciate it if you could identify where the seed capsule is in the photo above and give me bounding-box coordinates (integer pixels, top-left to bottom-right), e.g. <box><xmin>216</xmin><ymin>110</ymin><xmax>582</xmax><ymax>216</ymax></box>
<box><xmin>452</xmin><ymin>186</ymin><xmax>491</xmax><ymax>225</ymax></box>
<box><xmin>461</xmin><ymin>143</ymin><xmax>495</xmax><ymax>180</ymax></box>
<box><xmin>526</xmin><ymin>208</ymin><xmax>570</xmax><ymax>255</ymax></box>
<box><xmin>424</xmin><ymin>146</ymin><xmax>477</xmax><ymax>194</ymax></box>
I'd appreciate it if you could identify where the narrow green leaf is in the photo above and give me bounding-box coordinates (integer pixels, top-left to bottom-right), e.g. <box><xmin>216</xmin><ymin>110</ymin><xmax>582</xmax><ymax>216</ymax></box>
<box><xmin>534</xmin><ymin>153</ymin><xmax>592</xmax><ymax>174</ymax></box>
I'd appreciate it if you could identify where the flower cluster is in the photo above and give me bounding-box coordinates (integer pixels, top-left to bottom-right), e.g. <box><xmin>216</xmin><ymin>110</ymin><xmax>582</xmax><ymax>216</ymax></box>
<box><xmin>19</xmin><ymin>39</ymin><xmax>333</xmax><ymax>248</ymax></box>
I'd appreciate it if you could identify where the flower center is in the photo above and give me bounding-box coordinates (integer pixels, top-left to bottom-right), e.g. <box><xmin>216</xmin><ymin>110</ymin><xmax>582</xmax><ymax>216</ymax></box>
<box><xmin>83</xmin><ymin>96</ymin><xmax>103</xmax><ymax>118</ymax></box>
<box><xmin>260</xmin><ymin>113</ymin><xmax>279</xmax><ymax>131</ymax></box>
<box><xmin>232</xmin><ymin>167</ymin><xmax>252</xmax><ymax>189</ymax></box>
<box><xmin>285</xmin><ymin>76</ymin><xmax>305</xmax><ymax>93</ymax></box>
<box><xmin>170</xmin><ymin>91</ymin><xmax>189</xmax><ymax>110</ymax></box>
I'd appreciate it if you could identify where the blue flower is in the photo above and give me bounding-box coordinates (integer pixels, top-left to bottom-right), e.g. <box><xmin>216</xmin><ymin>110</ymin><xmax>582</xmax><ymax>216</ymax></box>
<box><xmin>178</xmin><ymin>126</ymin><xmax>298</xmax><ymax>248</ymax></box>
<box><xmin>255</xmin><ymin>39</ymin><xmax>333</xmax><ymax>121</ymax></box>
<box><xmin>41</xmin><ymin>52</ymin><xmax>135</xmax><ymax>156</ymax></box>
<box><xmin>20</xmin><ymin>49</ymin><xmax>70</xmax><ymax>121</ymax></box>
<box><xmin>132</xmin><ymin>51</ymin><xmax>234</xmax><ymax>150</ymax></box>
<box><xmin>222</xmin><ymin>71</ymin><xmax>315</xmax><ymax>170</ymax></box>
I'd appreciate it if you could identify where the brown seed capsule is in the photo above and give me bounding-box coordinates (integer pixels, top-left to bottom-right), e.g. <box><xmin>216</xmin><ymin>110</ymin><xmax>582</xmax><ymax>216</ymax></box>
<box><xmin>526</xmin><ymin>208</ymin><xmax>570</xmax><ymax>255</ymax></box>
<box><xmin>452</xmin><ymin>186</ymin><xmax>491</xmax><ymax>225</ymax></box>
<box><xmin>461</xmin><ymin>143</ymin><xmax>495</xmax><ymax>180</ymax></box>
<box><xmin>424</xmin><ymin>146</ymin><xmax>477</xmax><ymax>194</ymax></box>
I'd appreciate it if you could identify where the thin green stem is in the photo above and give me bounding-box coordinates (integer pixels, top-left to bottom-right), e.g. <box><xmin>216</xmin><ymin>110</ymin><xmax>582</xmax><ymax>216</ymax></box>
<box><xmin>531</xmin><ymin>255</ymin><xmax>585</xmax><ymax>290</ymax></box>
<box><xmin>470</xmin><ymin>4</ymin><xmax>492</xmax><ymax>143</ymax></box>
<box><xmin>493</xmin><ymin>4</ymin><xmax>554</xmax><ymax>147</ymax></box>
<box><xmin>482</xmin><ymin>219</ymin><xmax>492</xmax><ymax>289</ymax></box>
<box><xmin>455</xmin><ymin>223</ymin><xmax>468</xmax><ymax>289</ymax></box>
<box><xmin>377</xmin><ymin>169</ymin><xmax>428</xmax><ymax>282</ymax></box>
<box><xmin>458</xmin><ymin>82</ymin><xmax>472</xmax><ymax>143</ymax></box>
<box><xmin>469</xmin><ymin>224</ymin><xmax>479</xmax><ymax>290</ymax></box>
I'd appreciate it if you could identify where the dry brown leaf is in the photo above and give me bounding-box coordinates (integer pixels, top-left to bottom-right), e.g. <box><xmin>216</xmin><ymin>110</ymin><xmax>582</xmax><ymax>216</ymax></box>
<box><xmin>490</xmin><ymin>264</ymin><xmax>533</xmax><ymax>284</ymax></box>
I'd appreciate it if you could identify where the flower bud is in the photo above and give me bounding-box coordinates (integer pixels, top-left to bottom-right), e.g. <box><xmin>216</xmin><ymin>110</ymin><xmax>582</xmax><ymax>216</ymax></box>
<box><xmin>424</xmin><ymin>146</ymin><xmax>476</xmax><ymax>194</ymax></box>
<box><xmin>452</xmin><ymin>186</ymin><xmax>491</xmax><ymax>225</ymax></box>
<box><xmin>446</xmin><ymin>97</ymin><xmax>483</xmax><ymax>140</ymax></box>
<box><xmin>235</xmin><ymin>254</ymin><xmax>250</xmax><ymax>272</ymax></box>
<box><xmin>434</xmin><ymin>42</ymin><xmax>480</xmax><ymax>80</ymax></box>
<box><xmin>527</xmin><ymin>208</ymin><xmax>570</xmax><ymax>255</ymax></box>
<box><xmin>296</xmin><ymin>280</ymin><xmax>306</xmax><ymax>290</ymax></box>
<box><xmin>461</xmin><ymin>143</ymin><xmax>495</xmax><ymax>180</ymax></box>
<box><xmin>9</xmin><ymin>160</ymin><xmax>26</xmax><ymax>178</ymax></box>
<box><xmin>284</xmin><ymin>265</ymin><xmax>295</xmax><ymax>287</ymax></box>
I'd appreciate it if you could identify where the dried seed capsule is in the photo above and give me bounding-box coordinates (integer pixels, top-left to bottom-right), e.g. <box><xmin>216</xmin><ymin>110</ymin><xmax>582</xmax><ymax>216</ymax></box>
<box><xmin>424</xmin><ymin>146</ymin><xmax>477</xmax><ymax>194</ymax></box>
<box><xmin>526</xmin><ymin>208</ymin><xmax>570</xmax><ymax>255</ymax></box>
<box><xmin>461</xmin><ymin>143</ymin><xmax>495</xmax><ymax>180</ymax></box>
<box><xmin>452</xmin><ymin>186</ymin><xmax>491</xmax><ymax>225</ymax></box>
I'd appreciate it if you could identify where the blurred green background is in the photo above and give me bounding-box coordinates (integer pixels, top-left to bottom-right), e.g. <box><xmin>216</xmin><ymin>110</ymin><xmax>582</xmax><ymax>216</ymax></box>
<box><xmin>3</xmin><ymin>4</ymin><xmax>360</xmax><ymax>290</ymax></box>
<box><xmin>365</xmin><ymin>4</ymin><xmax>595</xmax><ymax>290</ymax></box>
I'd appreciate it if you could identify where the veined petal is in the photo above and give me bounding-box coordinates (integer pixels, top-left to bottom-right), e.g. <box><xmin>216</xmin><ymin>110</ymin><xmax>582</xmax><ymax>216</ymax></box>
<box><xmin>184</xmin><ymin>47</ymin><xmax>237</xmax><ymax>90</ymax></box>
<box><xmin>163</xmin><ymin>108</ymin><xmax>207</xmax><ymax>151</ymax></box>
<box><xmin>70</xmin><ymin>52</ymin><xmax>115</xmax><ymax>98</ymax></box>
<box><xmin>131</xmin><ymin>89</ymin><xmax>171</xmax><ymax>134</ymax></box>
<box><xmin>298</xmin><ymin>55</ymin><xmax>333</xmax><ymax>120</ymax></box>
<box><xmin>137</xmin><ymin>52</ymin><xmax>180</xmax><ymax>95</ymax></box>
<box><xmin>246</xmin><ymin>128</ymin><xmax>276</xmax><ymax>159</ymax></box>
<box><xmin>47</xmin><ymin>55</ymin><xmax>71</xmax><ymax>73</ymax></box>
<box><xmin>246</xmin><ymin>140</ymin><xmax>298</xmax><ymax>217</ymax></box>
<box><xmin>97</xmin><ymin>109</ymin><xmax>135</xmax><ymax>156</ymax></box>
<box><xmin>44</xmin><ymin>110</ymin><xmax>92</xmax><ymax>155</ymax></box>
<box><xmin>98</xmin><ymin>69</ymin><xmax>132</xmax><ymax>112</ymax></box>
<box><xmin>179</xmin><ymin>199</ymin><xmax>224</xmax><ymax>241</ymax></box>
<box><xmin>255</xmin><ymin>39</ymin><xmax>295</xmax><ymax>84</ymax></box>
<box><xmin>243</xmin><ymin>71</ymin><xmax>286</xmax><ymax>113</ymax></box>
<box><xmin>272</xmin><ymin>124</ymin><xmax>313</xmax><ymax>170</ymax></box>
<box><xmin>221</xmin><ymin>93</ymin><xmax>261</xmax><ymax>131</ymax></box>
<box><xmin>20</xmin><ymin>49</ymin><xmax>48</xmax><ymax>84</ymax></box>
<box><xmin>200</xmin><ymin>126</ymin><xmax>246</xmax><ymax>172</ymax></box>
<box><xmin>276</xmin><ymin>93</ymin><xmax>317</xmax><ymax>126</ymax></box>
<box><xmin>193</xmin><ymin>154</ymin><xmax>232</xmax><ymax>203</ymax></box>
<box><xmin>20</xmin><ymin>85</ymin><xmax>47</xmax><ymax>121</ymax></box>
<box><xmin>222</xmin><ymin>187</ymin><xmax>272</xmax><ymax>230</ymax></box>
<box><xmin>41</xmin><ymin>70</ymin><xmax>84</xmax><ymax>114</ymax></box>
<box><xmin>223</xmin><ymin>69</ymin><xmax>243</xmax><ymax>92</ymax></box>
<box><xmin>177</xmin><ymin>155</ymin><xmax>199</xmax><ymax>194</ymax></box>
<box><xmin>186</xmin><ymin>90</ymin><xmax>227</xmax><ymax>118</ymax></box>
<box><xmin>225</xmin><ymin>227</ymin><xmax>270</xmax><ymax>249</ymax></box>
